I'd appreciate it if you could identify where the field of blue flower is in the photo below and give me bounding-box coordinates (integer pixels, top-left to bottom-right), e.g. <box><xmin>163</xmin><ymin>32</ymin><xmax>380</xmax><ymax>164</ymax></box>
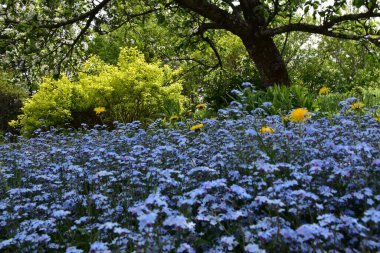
<box><xmin>0</xmin><ymin>87</ymin><xmax>379</xmax><ymax>252</ymax></box>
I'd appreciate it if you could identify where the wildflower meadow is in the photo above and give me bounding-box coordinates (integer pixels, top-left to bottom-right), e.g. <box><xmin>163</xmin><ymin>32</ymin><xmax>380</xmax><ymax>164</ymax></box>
<box><xmin>0</xmin><ymin>85</ymin><xmax>379</xmax><ymax>253</ymax></box>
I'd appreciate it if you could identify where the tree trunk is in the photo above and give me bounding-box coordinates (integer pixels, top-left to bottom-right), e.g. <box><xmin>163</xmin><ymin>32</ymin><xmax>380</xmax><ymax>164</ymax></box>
<box><xmin>242</xmin><ymin>35</ymin><xmax>290</xmax><ymax>87</ymax></box>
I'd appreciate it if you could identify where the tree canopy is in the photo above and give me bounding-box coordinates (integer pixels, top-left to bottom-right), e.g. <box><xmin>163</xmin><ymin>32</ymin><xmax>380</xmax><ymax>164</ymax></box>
<box><xmin>1</xmin><ymin>0</ymin><xmax>379</xmax><ymax>87</ymax></box>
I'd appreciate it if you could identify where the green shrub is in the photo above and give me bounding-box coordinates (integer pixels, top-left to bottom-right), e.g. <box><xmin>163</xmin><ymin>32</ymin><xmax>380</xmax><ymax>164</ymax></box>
<box><xmin>235</xmin><ymin>84</ymin><xmax>315</xmax><ymax>116</ymax></box>
<box><xmin>14</xmin><ymin>47</ymin><xmax>186</xmax><ymax>136</ymax></box>
<box><xmin>315</xmin><ymin>86</ymin><xmax>380</xmax><ymax>114</ymax></box>
<box><xmin>315</xmin><ymin>93</ymin><xmax>348</xmax><ymax>114</ymax></box>
<box><xmin>0</xmin><ymin>71</ymin><xmax>28</xmax><ymax>133</ymax></box>
<box><xmin>359</xmin><ymin>86</ymin><xmax>380</xmax><ymax>108</ymax></box>
<box><xmin>264</xmin><ymin>85</ymin><xmax>315</xmax><ymax>114</ymax></box>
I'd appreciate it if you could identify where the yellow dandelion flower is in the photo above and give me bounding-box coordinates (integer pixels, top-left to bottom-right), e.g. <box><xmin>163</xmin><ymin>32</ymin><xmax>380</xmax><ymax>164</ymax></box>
<box><xmin>196</xmin><ymin>103</ymin><xmax>206</xmax><ymax>109</ymax></box>
<box><xmin>289</xmin><ymin>108</ymin><xmax>311</xmax><ymax>122</ymax></box>
<box><xmin>350</xmin><ymin>101</ymin><xmax>364</xmax><ymax>110</ymax></box>
<box><xmin>94</xmin><ymin>107</ymin><xmax>106</xmax><ymax>115</ymax></box>
<box><xmin>319</xmin><ymin>86</ymin><xmax>330</xmax><ymax>95</ymax></box>
<box><xmin>190</xmin><ymin>123</ymin><xmax>204</xmax><ymax>131</ymax></box>
<box><xmin>170</xmin><ymin>115</ymin><xmax>179</xmax><ymax>121</ymax></box>
<box><xmin>259</xmin><ymin>126</ymin><xmax>274</xmax><ymax>134</ymax></box>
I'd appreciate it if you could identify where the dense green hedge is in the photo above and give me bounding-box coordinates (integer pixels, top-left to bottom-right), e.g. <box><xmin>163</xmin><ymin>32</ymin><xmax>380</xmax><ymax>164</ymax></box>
<box><xmin>0</xmin><ymin>72</ymin><xmax>28</xmax><ymax>134</ymax></box>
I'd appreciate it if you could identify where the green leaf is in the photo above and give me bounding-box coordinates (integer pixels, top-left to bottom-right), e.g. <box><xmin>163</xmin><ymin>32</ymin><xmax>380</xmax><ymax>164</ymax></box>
<box><xmin>353</xmin><ymin>0</ymin><xmax>365</xmax><ymax>8</ymax></box>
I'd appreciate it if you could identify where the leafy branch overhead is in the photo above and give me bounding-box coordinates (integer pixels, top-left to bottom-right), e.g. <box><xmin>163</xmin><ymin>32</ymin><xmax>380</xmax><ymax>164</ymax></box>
<box><xmin>175</xmin><ymin>0</ymin><xmax>380</xmax><ymax>43</ymax></box>
<box><xmin>0</xmin><ymin>0</ymin><xmax>379</xmax><ymax>86</ymax></box>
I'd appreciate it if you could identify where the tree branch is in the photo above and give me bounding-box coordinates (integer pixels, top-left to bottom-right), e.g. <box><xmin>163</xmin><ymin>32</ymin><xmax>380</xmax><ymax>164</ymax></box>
<box><xmin>323</xmin><ymin>12</ymin><xmax>380</xmax><ymax>28</ymax></box>
<box><xmin>264</xmin><ymin>10</ymin><xmax>380</xmax><ymax>37</ymax></box>
<box><xmin>202</xmin><ymin>36</ymin><xmax>223</xmax><ymax>69</ymax></box>
<box><xmin>239</xmin><ymin>0</ymin><xmax>256</xmax><ymax>24</ymax></box>
<box><xmin>174</xmin><ymin>0</ymin><xmax>249</xmax><ymax>36</ymax></box>
<box><xmin>221</xmin><ymin>0</ymin><xmax>239</xmax><ymax>13</ymax></box>
<box><xmin>280</xmin><ymin>12</ymin><xmax>292</xmax><ymax>56</ymax></box>
<box><xmin>54</xmin><ymin>13</ymin><xmax>96</xmax><ymax>76</ymax></box>
<box><xmin>263</xmin><ymin>23</ymin><xmax>380</xmax><ymax>46</ymax></box>
<box><xmin>37</xmin><ymin>0</ymin><xmax>112</xmax><ymax>29</ymax></box>
<box><xmin>101</xmin><ymin>6</ymin><xmax>163</xmax><ymax>33</ymax></box>
<box><xmin>267</xmin><ymin>0</ymin><xmax>280</xmax><ymax>25</ymax></box>
<box><xmin>195</xmin><ymin>22</ymin><xmax>224</xmax><ymax>35</ymax></box>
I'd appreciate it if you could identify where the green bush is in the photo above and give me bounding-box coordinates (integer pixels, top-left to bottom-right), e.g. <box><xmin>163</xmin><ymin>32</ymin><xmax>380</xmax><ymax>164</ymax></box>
<box><xmin>315</xmin><ymin>86</ymin><xmax>380</xmax><ymax>114</ymax></box>
<box><xmin>14</xmin><ymin>47</ymin><xmax>186</xmax><ymax>136</ymax></box>
<box><xmin>314</xmin><ymin>93</ymin><xmax>348</xmax><ymax>114</ymax></box>
<box><xmin>0</xmin><ymin>71</ymin><xmax>28</xmax><ymax>134</ymax></box>
<box><xmin>236</xmin><ymin>84</ymin><xmax>315</xmax><ymax>116</ymax></box>
<box><xmin>289</xmin><ymin>37</ymin><xmax>380</xmax><ymax>93</ymax></box>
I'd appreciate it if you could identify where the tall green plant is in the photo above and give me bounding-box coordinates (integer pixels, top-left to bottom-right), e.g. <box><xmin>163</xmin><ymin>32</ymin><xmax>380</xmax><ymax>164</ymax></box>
<box><xmin>315</xmin><ymin>86</ymin><xmax>380</xmax><ymax>114</ymax></box>
<box><xmin>234</xmin><ymin>84</ymin><xmax>315</xmax><ymax>116</ymax></box>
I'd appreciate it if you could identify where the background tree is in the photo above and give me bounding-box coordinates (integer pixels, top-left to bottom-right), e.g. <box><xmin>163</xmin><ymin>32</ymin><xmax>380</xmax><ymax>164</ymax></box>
<box><xmin>1</xmin><ymin>0</ymin><xmax>380</xmax><ymax>88</ymax></box>
<box><xmin>0</xmin><ymin>70</ymin><xmax>28</xmax><ymax>134</ymax></box>
<box><xmin>87</xmin><ymin>18</ymin><xmax>260</xmax><ymax>109</ymax></box>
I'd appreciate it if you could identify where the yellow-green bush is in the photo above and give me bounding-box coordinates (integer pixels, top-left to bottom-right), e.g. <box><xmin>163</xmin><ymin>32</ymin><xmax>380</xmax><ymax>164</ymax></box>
<box><xmin>15</xmin><ymin>47</ymin><xmax>186</xmax><ymax>135</ymax></box>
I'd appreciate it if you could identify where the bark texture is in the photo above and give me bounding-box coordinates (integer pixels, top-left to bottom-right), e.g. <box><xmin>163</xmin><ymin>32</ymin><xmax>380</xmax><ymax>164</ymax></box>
<box><xmin>175</xmin><ymin>0</ymin><xmax>290</xmax><ymax>87</ymax></box>
<box><xmin>242</xmin><ymin>35</ymin><xmax>290</xmax><ymax>87</ymax></box>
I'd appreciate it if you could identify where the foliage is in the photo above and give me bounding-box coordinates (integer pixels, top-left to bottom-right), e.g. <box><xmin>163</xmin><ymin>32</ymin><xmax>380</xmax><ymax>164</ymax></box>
<box><xmin>87</xmin><ymin>17</ymin><xmax>380</xmax><ymax>107</ymax></box>
<box><xmin>88</xmin><ymin>23</ymin><xmax>260</xmax><ymax>110</ymax></box>
<box><xmin>231</xmin><ymin>83</ymin><xmax>315</xmax><ymax>116</ymax></box>
<box><xmin>87</xmin><ymin>16</ymin><xmax>177</xmax><ymax>65</ymax></box>
<box><xmin>315</xmin><ymin>86</ymin><xmax>380</xmax><ymax>114</ymax></box>
<box><xmin>0</xmin><ymin>71</ymin><xmax>28</xmax><ymax>133</ymax></box>
<box><xmin>200</xmin><ymin>32</ymin><xmax>260</xmax><ymax>109</ymax></box>
<box><xmin>1</xmin><ymin>0</ymin><xmax>379</xmax><ymax>87</ymax></box>
<box><xmin>314</xmin><ymin>92</ymin><xmax>349</xmax><ymax>114</ymax></box>
<box><xmin>87</xmin><ymin>18</ymin><xmax>380</xmax><ymax>111</ymax></box>
<box><xmin>0</xmin><ymin>90</ymin><xmax>379</xmax><ymax>252</ymax></box>
<box><xmin>290</xmin><ymin>37</ymin><xmax>380</xmax><ymax>93</ymax></box>
<box><xmin>13</xmin><ymin>47</ymin><xmax>185</xmax><ymax>136</ymax></box>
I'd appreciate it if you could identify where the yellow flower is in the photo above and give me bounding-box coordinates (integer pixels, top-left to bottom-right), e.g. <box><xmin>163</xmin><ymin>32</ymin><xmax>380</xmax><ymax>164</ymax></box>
<box><xmin>289</xmin><ymin>108</ymin><xmax>311</xmax><ymax>122</ymax></box>
<box><xmin>94</xmin><ymin>107</ymin><xmax>106</xmax><ymax>115</ymax></box>
<box><xmin>374</xmin><ymin>115</ymin><xmax>380</xmax><ymax>123</ymax></box>
<box><xmin>350</xmin><ymin>101</ymin><xmax>364</xmax><ymax>110</ymax></box>
<box><xmin>190</xmin><ymin>123</ymin><xmax>204</xmax><ymax>131</ymax></box>
<box><xmin>259</xmin><ymin>126</ymin><xmax>274</xmax><ymax>134</ymax></box>
<box><xmin>319</xmin><ymin>86</ymin><xmax>330</xmax><ymax>95</ymax></box>
<box><xmin>170</xmin><ymin>115</ymin><xmax>179</xmax><ymax>121</ymax></box>
<box><xmin>196</xmin><ymin>103</ymin><xmax>206</xmax><ymax>109</ymax></box>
